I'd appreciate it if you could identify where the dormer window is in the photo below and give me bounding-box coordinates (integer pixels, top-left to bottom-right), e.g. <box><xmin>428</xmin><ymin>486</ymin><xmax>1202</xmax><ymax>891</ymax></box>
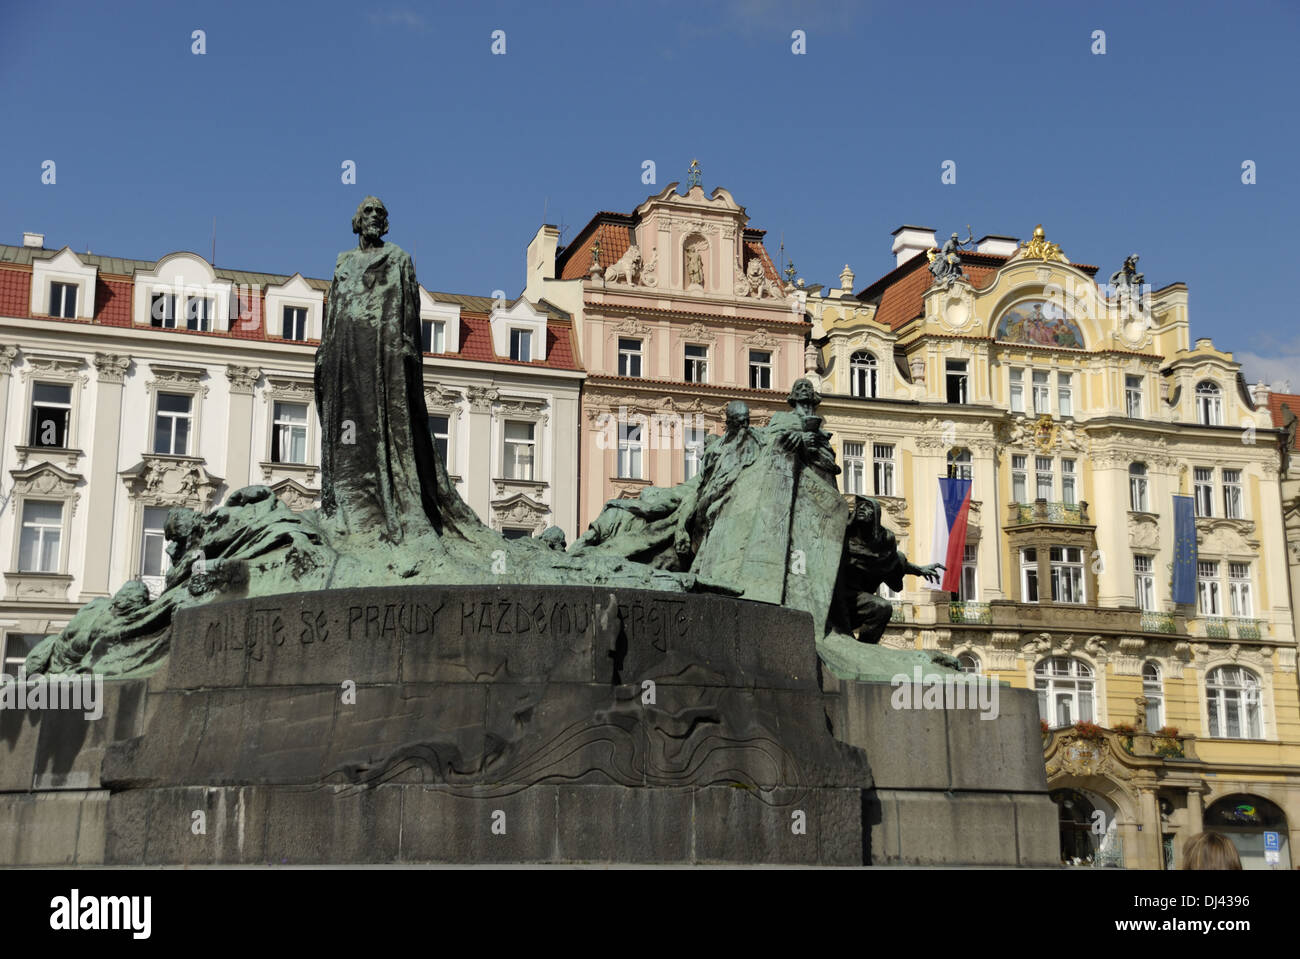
<box><xmin>421</xmin><ymin>319</ymin><xmax>445</xmax><ymax>353</ymax></box>
<box><xmin>151</xmin><ymin>293</ymin><xmax>178</xmax><ymax>329</ymax></box>
<box><xmin>283</xmin><ymin>306</ymin><xmax>308</xmax><ymax>341</ymax></box>
<box><xmin>1196</xmin><ymin>380</ymin><xmax>1223</xmax><ymax>425</ymax></box>
<box><xmin>186</xmin><ymin>295</ymin><xmax>214</xmax><ymax>332</ymax></box>
<box><xmin>510</xmin><ymin>329</ymin><xmax>533</xmax><ymax>362</ymax></box>
<box><xmin>946</xmin><ymin>359</ymin><xmax>968</xmax><ymax>404</ymax></box>
<box><xmin>49</xmin><ymin>282</ymin><xmax>77</xmax><ymax>319</ymax></box>
<box><xmin>850</xmin><ymin>351</ymin><xmax>877</xmax><ymax>398</ymax></box>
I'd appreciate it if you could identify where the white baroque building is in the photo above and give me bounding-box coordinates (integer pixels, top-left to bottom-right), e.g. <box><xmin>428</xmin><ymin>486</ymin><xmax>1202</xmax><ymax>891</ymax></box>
<box><xmin>0</xmin><ymin>234</ymin><xmax>583</xmax><ymax>669</ymax></box>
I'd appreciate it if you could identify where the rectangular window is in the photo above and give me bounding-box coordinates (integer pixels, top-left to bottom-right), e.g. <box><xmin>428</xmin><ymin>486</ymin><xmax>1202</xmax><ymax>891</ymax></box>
<box><xmin>960</xmin><ymin>543</ymin><xmax>978</xmax><ymax>601</ymax></box>
<box><xmin>1061</xmin><ymin>458</ymin><xmax>1077</xmax><ymax>506</ymax></box>
<box><xmin>1012</xmin><ymin>454</ymin><xmax>1027</xmax><ymax>503</ymax></box>
<box><xmin>18</xmin><ymin>500</ymin><xmax>63</xmax><ymax>572</ymax></box>
<box><xmin>946</xmin><ymin>359</ymin><xmax>968</xmax><ymax>404</ymax></box>
<box><xmin>1193</xmin><ymin>467</ymin><xmax>1214</xmax><ymax>517</ymax></box>
<box><xmin>2</xmin><ymin>633</ymin><xmax>43</xmax><ymax>679</ymax></box>
<box><xmin>749</xmin><ymin>350</ymin><xmax>772</xmax><ymax>390</ymax></box>
<box><xmin>1032</xmin><ymin>370</ymin><xmax>1050</xmax><ymax>414</ymax></box>
<box><xmin>618</xmin><ymin>338</ymin><xmax>643</xmax><ymax>378</ymax></box>
<box><xmin>1229</xmin><ymin>562</ymin><xmax>1253</xmax><ymax>618</ymax></box>
<box><xmin>271</xmin><ymin>401</ymin><xmax>309</xmax><ymax>464</ymax></box>
<box><xmin>1035</xmin><ymin>455</ymin><xmax>1054</xmax><ymax>501</ymax></box>
<box><xmin>185</xmin><ymin>295</ymin><xmax>214</xmax><ymax>332</ymax></box>
<box><xmin>140</xmin><ymin>506</ymin><xmax>170</xmax><ymax>578</ymax></box>
<box><xmin>684</xmin><ymin>344</ymin><xmax>708</xmax><ymax>384</ymax></box>
<box><xmin>509</xmin><ymin>329</ymin><xmax>532</xmax><ymax>362</ymax></box>
<box><xmin>1134</xmin><ymin>555</ymin><xmax>1155</xmax><ymax>611</ymax></box>
<box><xmin>1197</xmin><ymin>560</ymin><xmax>1221</xmax><ymax>616</ymax></box>
<box><xmin>872</xmin><ymin>443</ymin><xmax>896</xmax><ymax>497</ymax></box>
<box><xmin>1009</xmin><ymin>368</ymin><xmax>1024</xmax><ymax>413</ymax></box>
<box><xmin>29</xmin><ymin>382</ymin><xmax>72</xmax><ymax>448</ymax></box>
<box><xmin>49</xmin><ymin>281</ymin><xmax>77</xmax><ymax>318</ymax></box>
<box><xmin>617</xmin><ymin>421</ymin><xmax>643</xmax><ymax>479</ymax></box>
<box><xmin>150</xmin><ymin>293</ymin><xmax>177</xmax><ymax>329</ymax></box>
<box><xmin>282</xmin><ymin>306</ymin><xmax>308</xmax><ymax>341</ymax></box>
<box><xmin>1020</xmin><ymin>548</ymin><xmax>1039</xmax><ymax>603</ymax></box>
<box><xmin>421</xmin><ymin>319</ymin><xmax>446</xmax><ymax>353</ymax></box>
<box><xmin>428</xmin><ymin>415</ymin><xmax>450</xmax><ymax>468</ymax></box>
<box><xmin>1222</xmin><ymin>469</ymin><xmax>1243</xmax><ymax>519</ymax></box>
<box><xmin>1050</xmin><ymin>546</ymin><xmax>1086</xmax><ymax>604</ymax></box>
<box><xmin>503</xmin><ymin>421</ymin><xmax>536</xmax><ymax>481</ymax></box>
<box><xmin>842</xmin><ymin>442</ymin><xmax>865</xmax><ymax>495</ymax></box>
<box><xmin>501</xmin><ymin>528</ymin><xmax>531</xmax><ymax>541</ymax></box>
<box><xmin>1130</xmin><ymin>466</ymin><xmax>1149</xmax><ymax>512</ymax></box>
<box><xmin>1057</xmin><ymin>372</ymin><xmax>1073</xmax><ymax>418</ymax></box>
<box><xmin>153</xmin><ymin>392</ymin><xmax>193</xmax><ymax>455</ymax></box>
<box><xmin>683</xmin><ymin>427</ymin><xmax>707</xmax><ymax>480</ymax></box>
<box><xmin>1125</xmin><ymin>374</ymin><xmax>1144</xmax><ymax>418</ymax></box>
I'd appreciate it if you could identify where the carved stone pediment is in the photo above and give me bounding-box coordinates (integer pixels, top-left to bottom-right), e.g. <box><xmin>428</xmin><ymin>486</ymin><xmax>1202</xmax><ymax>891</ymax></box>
<box><xmin>680</xmin><ymin>321</ymin><xmax>717</xmax><ymax>343</ymax></box>
<box><xmin>270</xmin><ymin>477</ymin><xmax>319</xmax><ymax>512</ymax></box>
<box><xmin>1128</xmin><ymin>511</ymin><xmax>1160</xmax><ymax>550</ymax></box>
<box><xmin>610</xmin><ymin>316</ymin><xmax>652</xmax><ymax>339</ymax></box>
<box><xmin>490</xmin><ymin>492</ymin><xmax>550</xmax><ymax>533</ymax></box>
<box><xmin>494</xmin><ymin>396</ymin><xmax>549</xmax><ymax>425</ymax></box>
<box><xmin>1196</xmin><ymin>517</ymin><xmax>1259</xmax><ymax>554</ymax></box>
<box><xmin>9</xmin><ymin>462</ymin><xmax>83</xmax><ymax>513</ymax></box>
<box><xmin>146</xmin><ymin>363</ymin><xmax>208</xmax><ymax>397</ymax></box>
<box><xmin>120</xmin><ymin>455</ymin><xmax>222</xmax><ymax>510</ymax></box>
<box><xmin>424</xmin><ymin>385</ymin><xmax>464</xmax><ymax>413</ymax></box>
<box><xmin>263</xmin><ymin>375</ymin><xmax>313</xmax><ymax>404</ymax></box>
<box><xmin>20</xmin><ymin>353</ymin><xmax>87</xmax><ymax>385</ymax></box>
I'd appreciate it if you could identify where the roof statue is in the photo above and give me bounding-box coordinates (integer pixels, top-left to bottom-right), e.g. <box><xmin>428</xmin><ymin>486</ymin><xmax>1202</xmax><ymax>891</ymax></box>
<box><xmin>927</xmin><ymin>226</ymin><xmax>974</xmax><ymax>286</ymax></box>
<box><xmin>1017</xmin><ymin>224</ymin><xmax>1068</xmax><ymax>263</ymax></box>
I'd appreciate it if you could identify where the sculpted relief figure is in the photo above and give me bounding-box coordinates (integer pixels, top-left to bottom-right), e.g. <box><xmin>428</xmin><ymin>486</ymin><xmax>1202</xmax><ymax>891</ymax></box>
<box><xmin>605</xmin><ymin>244</ymin><xmax>643</xmax><ymax>285</ymax></box>
<box><xmin>685</xmin><ymin>243</ymin><xmax>705</xmax><ymax>288</ymax></box>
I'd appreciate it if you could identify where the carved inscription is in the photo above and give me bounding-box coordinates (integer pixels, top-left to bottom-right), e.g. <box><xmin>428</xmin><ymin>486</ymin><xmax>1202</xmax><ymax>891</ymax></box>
<box><xmin>204</xmin><ymin>606</ymin><xmax>287</xmax><ymax>662</ymax></box>
<box><xmin>617</xmin><ymin>597</ymin><xmax>689</xmax><ymax>651</ymax></box>
<box><xmin>347</xmin><ymin>601</ymin><xmax>442</xmax><ymax>641</ymax></box>
<box><xmin>459</xmin><ymin>598</ymin><xmax>605</xmax><ymax>637</ymax></box>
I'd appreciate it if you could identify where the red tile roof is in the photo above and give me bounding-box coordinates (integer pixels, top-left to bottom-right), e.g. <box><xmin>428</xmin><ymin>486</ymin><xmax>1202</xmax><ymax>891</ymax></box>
<box><xmin>445</xmin><ymin>312</ymin><xmax>580</xmax><ymax>371</ymax></box>
<box><xmin>95</xmin><ymin>277</ymin><xmax>133</xmax><ymax>327</ymax></box>
<box><xmin>558</xmin><ymin>218</ymin><xmax>635</xmax><ymax>280</ymax></box>
<box><xmin>0</xmin><ymin>268</ymin><xmax>29</xmax><ymax>318</ymax></box>
<box><xmin>1267</xmin><ymin>392</ymin><xmax>1300</xmax><ymax>448</ymax></box>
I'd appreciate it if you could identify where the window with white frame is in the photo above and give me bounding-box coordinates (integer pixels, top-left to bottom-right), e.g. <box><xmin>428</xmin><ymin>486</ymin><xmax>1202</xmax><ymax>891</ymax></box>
<box><xmin>850</xmin><ymin>352</ymin><xmax>878</xmax><ymax>398</ymax></box>
<box><xmin>957</xmin><ymin>652</ymin><xmax>981</xmax><ymax>674</ymax></box>
<box><xmin>1129</xmin><ymin>462</ymin><xmax>1149</xmax><ymax>511</ymax></box>
<box><xmin>153</xmin><ymin>393</ymin><xmax>193</xmax><ymax>455</ymax></box>
<box><xmin>1205</xmin><ymin>666</ymin><xmax>1261</xmax><ymax>739</ymax></box>
<box><xmin>948</xmin><ymin>447</ymin><xmax>972</xmax><ymax>481</ymax></box>
<box><xmin>1222</xmin><ymin>469</ymin><xmax>1243</xmax><ymax>519</ymax></box>
<box><xmin>49</xmin><ymin>281</ymin><xmax>77</xmax><ymax>319</ymax></box>
<box><xmin>282</xmin><ymin>306</ymin><xmax>308</xmax><ymax>341</ymax></box>
<box><xmin>617</xmin><ymin>421</ymin><xmax>643</xmax><ymax>479</ymax></box>
<box><xmin>18</xmin><ymin>500</ymin><xmax>63</xmax><ymax>572</ymax></box>
<box><xmin>684</xmin><ymin>344</ymin><xmax>708</xmax><ymax>384</ymax></box>
<box><xmin>873</xmin><ymin>443</ymin><xmax>895</xmax><ymax>496</ymax></box>
<box><xmin>1197</xmin><ymin>560</ymin><xmax>1221</xmax><ymax>616</ymax></box>
<box><xmin>1061</xmin><ymin>458</ymin><xmax>1077</xmax><ymax>506</ymax></box>
<box><xmin>428</xmin><ymin>415</ymin><xmax>450</xmax><ymax>468</ymax></box>
<box><xmin>1050</xmin><ymin>546</ymin><xmax>1086</xmax><ymax>603</ymax></box>
<box><xmin>1125</xmin><ymin>374</ymin><xmax>1144</xmax><ymax>418</ymax></box>
<box><xmin>1196</xmin><ymin>381</ymin><xmax>1223</xmax><ymax>426</ymax></box>
<box><xmin>1193</xmin><ymin>467</ymin><xmax>1214</xmax><ymax>517</ymax></box>
<box><xmin>1057</xmin><ymin>372</ymin><xmax>1073</xmax><ymax>418</ymax></box>
<box><xmin>683</xmin><ymin>426</ymin><xmax>707</xmax><ymax>480</ymax></box>
<box><xmin>140</xmin><ymin>506</ymin><xmax>170</xmax><ymax>578</ymax></box>
<box><xmin>1020</xmin><ymin>547</ymin><xmax>1039</xmax><ymax>603</ymax></box>
<box><xmin>1035</xmin><ymin>657</ymin><xmax>1095</xmax><ymax>728</ymax></box>
<box><xmin>1142</xmin><ymin>662</ymin><xmax>1164</xmax><ymax>730</ymax></box>
<box><xmin>29</xmin><ymin>383</ymin><xmax>72</xmax><ymax>448</ymax></box>
<box><xmin>842</xmin><ymin>442</ymin><xmax>865</xmax><ymax>495</ymax></box>
<box><xmin>2</xmin><ymin>633</ymin><xmax>44</xmax><ymax>678</ymax></box>
<box><xmin>1032</xmin><ymin>370</ymin><xmax>1050</xmax><ymax>414</ymax></box>
<box><xmin>618</xmin><ymin>338</ymin><xmax>643</xmax><ymax>378</ymax></box>
<box><xmin>503</xmin><ymin>421</ymin><xmax>536</xmax><ymax>481</ymax></box>
<box><xmin>1035</xmin><ymin>455</ymin><xmax>1054</xmax><ymax>501</ymax></box>
<box><xmin>1009</xmin><ymin>368</ymin><xmax>1024</xmax><ymax>413</ymax></box>
<box><xmin>271</xmin><ymin>402</ymin><xmax>309</xmax><ymax>464</ymax></box>
<box><xmin>960</xmin><ymin>543</ymin><xmax>978</xmax><ymax>601</ymax></box>
<box><xmin>509</xmin><ymin>329</ymin><xmax>532</xmax><ymax>362</ymax></box>
<box><xmin>749</xmin><ymin>350</ymin><xmax>772</xmax><ymax>390</ymax></box>
<box><xmin>422</xmin><ymin>319</ymin><xmax>446</xmax><ymax>353</ymax></box>
<box><xmin>1228</xmin><ymin>562</ymin><xmax>1253</xmax><ymax>618</ymax></box>
<box><xmin>946</xmin><ymin>359</ymin><xmax>968</xmax><ymax>404</ymax></box>
<box><xmin>1134</xmin><ymin>554</ymin><xmax>1156</xmax><ymax>611</ymax></box>
<box><xmin>150</xmin><ymin>292</ymin><xmax>178</xmax><ymax>329</ymax></box>
<box><xmin>186</xmin><ymin>295</ymin><xmax>214</xmax><ymax>332</ymax></box>
<box><xmin>1012</xmin><ymin>454</ymin><xmax>1027</xmax><ymax>502</ymax></box>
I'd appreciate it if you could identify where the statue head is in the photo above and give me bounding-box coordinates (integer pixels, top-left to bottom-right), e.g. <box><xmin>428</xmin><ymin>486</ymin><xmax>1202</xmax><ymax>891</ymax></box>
<box><xmin>352</xmin><ymin>196</ymin><xmax>389</xmax><ymax>245</ymax></box>
<box><xmin>951</xmin><ymin>232</ymin><xmax>960</xmax><ymax>241</ymax></box>
<box><xmin>786</xmin><ymin>378</ymin><xmax>821</xmax><ymax>409</ymax></box>
<box><xmin>110</xmin><ymin>580</ymin><xmax>152</xmax><ymax>616</ymax></box>
<box><xmin>723</xmin><ymin>400</ymin><xmax>750</xmax><ymax>433</ymax></box>
<box><xmin>164</xmin><ymin>507</ymin><xmax>200</xmax><ymax>554</ymax></box>
<box><xmin>539</xmin><ymin>526</ymin><xmax>567</xmax><ymax>551</ymax></box>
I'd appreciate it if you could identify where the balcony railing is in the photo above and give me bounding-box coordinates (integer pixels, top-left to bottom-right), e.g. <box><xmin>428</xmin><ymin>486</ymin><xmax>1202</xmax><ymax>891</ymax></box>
<box><xmin>1140</xmin><ymin>610</ymin><xmax>1177</xmax><ymax>634</ymax></box>
<box><xmin>1203</xmin><ymin>617</ymin><xmax>1231</xmax><ymax>638</ymax></box>
<box><xmin>890</xmin><ymin>600</ymin><xmax>906</xmax><ymax>623</ymax></box>
<box><xmin>1200</xmin><ymin>616</ymin><xmax>1265</xmax><ymax>640</ymax></box>
<box><xmin>949</xmin><ymin>601</ymin><xmax>992</xmax><ymax>625</ymax></box>
<box><xmin>1007</xmin><ymin>499</ymin><xmax>1090</xmax><ymax>526</ymax></box>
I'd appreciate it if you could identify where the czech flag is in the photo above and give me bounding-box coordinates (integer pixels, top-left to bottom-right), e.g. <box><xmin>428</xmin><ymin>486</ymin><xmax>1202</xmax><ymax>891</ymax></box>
<box><xmin>926</xmin><ymin>477</ymin><xmax>972</xmax><ymax>592</ymax></box>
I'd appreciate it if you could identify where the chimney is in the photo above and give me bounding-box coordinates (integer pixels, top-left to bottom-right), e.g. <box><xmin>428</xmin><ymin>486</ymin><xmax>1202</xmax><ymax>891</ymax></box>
<box><xmin>23</xmin><ymin>232</ymin><xmax>44</xmax><ymax>249</ymax></box>
<box><xmin>1248</xmin><ymin>381</ymin><xmax>1271</xmax><ymax>407</ymax></box>
<box><xmin>890</xmin><ymin>225</ymin><xmax>936</xmax><ymax>267</ymax></box>
<box><xmin>976</xmin><ymin>234</ymin><xmax>1019</xmax><ymax>257</ymax></box>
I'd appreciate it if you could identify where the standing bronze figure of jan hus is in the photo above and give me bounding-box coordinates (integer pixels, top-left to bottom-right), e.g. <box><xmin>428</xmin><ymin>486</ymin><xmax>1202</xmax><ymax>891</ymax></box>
<box><xmin>315</xmin><ymin>196</ymin><xmax>478</xmax><ymax>544</ymax></box>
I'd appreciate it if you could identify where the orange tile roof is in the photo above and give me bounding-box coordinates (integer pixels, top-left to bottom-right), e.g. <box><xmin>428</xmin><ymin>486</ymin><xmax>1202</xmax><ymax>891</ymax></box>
<box><xmin>449</xmin><ymin>312</ymin><xmax>580</xmax><ymax>371</ymax></box>
<box><xmin>1267</xmin><ymin>392</ymin><xmax>1300</xmax><ymax>448</ymax></box>
<box><xmin>558</xmin><ymin>216</ymin><xmax>637</xmax><ymax>280</ymax></box>
<box><xmin>0</xmin><ymin>267</ymin><xmax>28</xmax><ymax>318</ymax></box>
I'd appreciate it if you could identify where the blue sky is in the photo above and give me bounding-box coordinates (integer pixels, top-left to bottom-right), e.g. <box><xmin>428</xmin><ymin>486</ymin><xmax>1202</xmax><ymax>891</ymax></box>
<box><xmin>3</xmin><ymin>0</ymin><xmax>1298</xmax><ymax>386</ymax></box>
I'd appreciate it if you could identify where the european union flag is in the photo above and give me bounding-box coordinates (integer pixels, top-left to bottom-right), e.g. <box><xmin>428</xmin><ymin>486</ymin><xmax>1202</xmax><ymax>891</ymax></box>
<box><xmin>1171</xmin><ymin>495</ymin><xmax>1198</xmax><ymax>605</ymax></box>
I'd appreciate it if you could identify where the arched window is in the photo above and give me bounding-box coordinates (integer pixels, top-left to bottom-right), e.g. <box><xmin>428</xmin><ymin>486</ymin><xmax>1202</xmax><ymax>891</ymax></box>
<box><xmin>1129</xmin><ymin>462</ymin><xmax>1149</xmax><ymax>511</ymax></box>
<box><xmin>957</xmin><ymin>652</ymin><xmax>981</xmax><ymax>674</ymax></box>
<box><xmin>1035</xmin><ymin>656</ymin><xmax>1095</xmax><ymax>728</ymax></box>
<box><xmin>849</xmin><ymin>351</ymin><xmax>878</xmax><ymax>398</ymax></box>
<box><xmin>1206</xmin><ymin>666</ymin><xmax>1262</xmax><ymax>739</ymax></box>
<box><xmin>1142</xmin><ymin>662</ymin><xmax>1164</xmax><ymax>729</ymax></box>
<box><xmin>947</xmin><ymin>447</ymin><xmax>972</xmax><ymax>481</ymax></box>
<box><xmin>1196</xmin><ymin>380</ymin><xmax>1223</xmax><ymax>426</ymax></box>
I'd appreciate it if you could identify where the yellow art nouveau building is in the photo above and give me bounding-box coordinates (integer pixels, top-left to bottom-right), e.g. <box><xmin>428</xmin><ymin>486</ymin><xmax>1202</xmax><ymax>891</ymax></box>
<box><xmin>806</xmin><ymin>225</ymin><xmax>1300</xmax><ymax>869</ymax></box>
